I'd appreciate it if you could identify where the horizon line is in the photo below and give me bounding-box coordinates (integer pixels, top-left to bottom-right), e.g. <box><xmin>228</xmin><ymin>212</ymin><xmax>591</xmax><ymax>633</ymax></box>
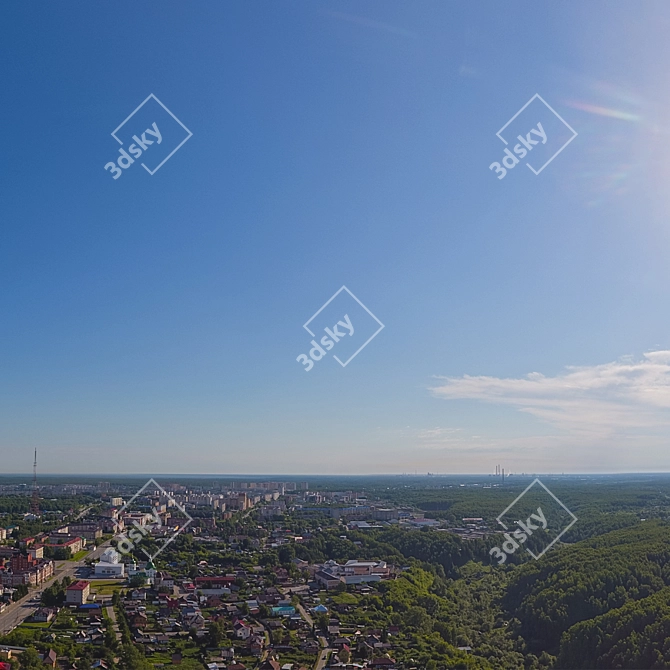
<box><xmin>3</xmin><ymin>471</ymin><xmax>670</xmax><ymax>478</ymax></box>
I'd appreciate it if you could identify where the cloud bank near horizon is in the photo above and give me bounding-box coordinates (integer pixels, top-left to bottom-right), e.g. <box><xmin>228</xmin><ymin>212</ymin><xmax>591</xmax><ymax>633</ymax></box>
<box><xmin>424</xmin><ymin>351</ymin><xmax>670</xmax><ymax>470</ymax></box>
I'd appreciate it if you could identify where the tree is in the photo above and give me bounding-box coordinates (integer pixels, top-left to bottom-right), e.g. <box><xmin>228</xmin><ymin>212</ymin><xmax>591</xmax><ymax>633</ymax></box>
<box><xmin>278</xmin><ymin>544</ymin><xmax>295</xmax><ymax>565</ymax></box>
<box><xmin>128</xmin><ymin>575</ymin><xmax>145</xmax><ymax>588</ymax></box>
<box><xmin>208</xmin><ymin>620</ymin><xmax>225</xmax><ymax>647</ymax></box>
<box><xmin>405</xmin><ymin>606</ymin><xmax>433</xmax><ymax>634</ymax></box>
<box><xmin>104</xmin><ymin>627</ymin><xmax>119</xmax><ymax>652</ymax></box>
<box><xmin>357</xmin><ymin>644</ymin><xmax>372</xmax><ymax>661</ymax></box>
<box><xmin>41</xmin><ymin>578</ymin><xmax>68</xmax><ymax>606</ymax></box>
<box><xmin>13</xmin><ymin>584</ymin><xmax>28</xmax><ymax>601</ymax></box>
<box><xmin>18</xmin><ymin>647</ymin><xmax>44</xmax><ymax>669</ymax></box>
<box><xmin>119</xmin><ymin>643</ymin><xmax>152</xmax><ymax>670</ymax></box>
<box><xmin>315</xmin><ymin>612</ymin><xmax>329</xmax><ymax>632</ymax></box>
<box><xmin>434</xmin><ymin>621</ymin><xmax>456</xmax><ymax>645</ymax></box>
<box><xmin>78</xmin><ymin>647</ymin><xmax>94</xmax><ymax>669</ymax></box>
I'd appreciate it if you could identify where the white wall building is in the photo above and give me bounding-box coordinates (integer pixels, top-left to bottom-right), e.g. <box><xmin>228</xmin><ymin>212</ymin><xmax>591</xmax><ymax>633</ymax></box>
<box><xmin>94</xmin><ymin>548</ymin><xmax>125</xmax><ymax>577</ymax></box>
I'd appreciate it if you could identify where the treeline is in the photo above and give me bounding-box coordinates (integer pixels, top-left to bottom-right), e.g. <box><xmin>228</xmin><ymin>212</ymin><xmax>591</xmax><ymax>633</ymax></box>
<box><xmin>502</xmin><ymin>520</ymin><xmax>670</xmax><ymax>657</ymax></box>
<box><xmin>561</xmin><ymin>508</ymin><xmax>639</xmax><ymax>543</ymax></box>
<box><xmin>362</xmin><ymin>566</ymin><xmax>494</xmax><ymax>669</ymax></box>
<box><xmin>294</xmin><ymin>530</ymin><xmax>550</xmax><ymax>668</ymax></box>
<box><xmin>382</xmin><ymin>477</ymin><xmax>670</xmax><ymax>526</ymax></box>
<box><xmin>0</xmin><ymin>494</ymin><xmax>96</xmax><ymax>514</ymax></box>
<box><xmin>295</xmin><ymin>527</ymin><xmax>501</xmax><ymax>575</ymax></box>
<box><xmin>377</xmin><ymin>528</ymin><xmax>497</xmax><ymax>575</ymax></box>
<box><xmin>557</xmin><ymin>586</ymin><xmax>670</xmax><ymax>668</ymax></box>
<box><xmin>41</xmin><ymin>577</ymin><xmax>72</xmax><ymax>606</ymax></box>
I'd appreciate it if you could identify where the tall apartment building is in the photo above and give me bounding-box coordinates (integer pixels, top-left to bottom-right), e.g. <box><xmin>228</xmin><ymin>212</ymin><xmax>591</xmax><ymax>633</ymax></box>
<box><xmin>66</xmin><ymin>580</ymin><xmax>90</xmax><ymax>605</ymax></box>
<box><xmin>67</xmin><ymin>523</ymin><xmax>103</xmax><ymax>541</ymax></box>
<box><xmin>6</xmin><ymin>554</ymin><xmax>54</xmax><ymax>586</ymax></box>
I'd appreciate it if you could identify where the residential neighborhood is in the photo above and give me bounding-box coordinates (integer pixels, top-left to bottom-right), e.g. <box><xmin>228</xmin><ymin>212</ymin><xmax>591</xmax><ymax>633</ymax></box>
<box><xmin>0</xmin><ymin>478</ymin><xmax>493</xmax><ymax>669</ymax></box>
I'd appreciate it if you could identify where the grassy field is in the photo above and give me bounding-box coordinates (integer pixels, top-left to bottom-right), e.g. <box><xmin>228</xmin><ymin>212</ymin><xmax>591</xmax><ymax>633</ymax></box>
<box><xmin>149</xmin><ymin>642</ymin><xmax>205</xmax><ymax>669</ymax></box>
<box><xmin>91</xmin><ymin>582</ymin><xmax>125</xmax><ymax>595</ymax></box>
<box><xmin>71</xmin><ymin>549</ymin><xmax>89</xmax><ymax>561</ymax></box>
<box><xmin>18</xmin><ymin>621</ymin><xmax>52</xmax><ymax>630</ymax></box>
<box><xmin>51</xmin><ymin>609</ymin><xmax>78</xmax><ymax>631</ymax></box>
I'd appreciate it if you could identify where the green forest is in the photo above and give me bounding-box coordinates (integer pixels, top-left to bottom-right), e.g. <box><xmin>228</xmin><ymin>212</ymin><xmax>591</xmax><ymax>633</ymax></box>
<box><xmin>286</xmin><ymin>475</ymin><xmax>670</xmax><ymax>669</ymax></box>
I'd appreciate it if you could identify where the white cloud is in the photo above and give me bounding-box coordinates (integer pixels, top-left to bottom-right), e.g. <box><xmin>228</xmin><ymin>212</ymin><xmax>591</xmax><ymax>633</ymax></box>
<box><xmin>428</xmin><ymin>351</ymin><xmax>670</xmax><ymax>445</ymax></box>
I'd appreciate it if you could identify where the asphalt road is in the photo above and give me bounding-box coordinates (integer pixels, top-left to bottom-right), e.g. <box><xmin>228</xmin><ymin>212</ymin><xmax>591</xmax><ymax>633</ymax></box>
<box><xmin>314</xmin><ymin>643</ymin><xmax>330</xmax><ymax>670</ymax></box>
<box><xmin>0</xmin><ymin>541</ymin><xmax>110</xmax><ymax>636</ymax></box>
<box><xmin>296</xmin><ymin>602</ymin><xmax>330</xmax><ymax>670</ymax></box>
<box><xmin>296</xmin><ymin>602</ymin><xmax>314</xmax><ymax>627</ymax></box>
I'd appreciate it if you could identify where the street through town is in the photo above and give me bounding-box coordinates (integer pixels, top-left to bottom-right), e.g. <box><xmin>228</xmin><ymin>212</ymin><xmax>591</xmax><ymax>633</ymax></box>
<box><xmin>0</xmin><ymin>542</ymin><xmax>110</xmax><ymax>635</ymax></box>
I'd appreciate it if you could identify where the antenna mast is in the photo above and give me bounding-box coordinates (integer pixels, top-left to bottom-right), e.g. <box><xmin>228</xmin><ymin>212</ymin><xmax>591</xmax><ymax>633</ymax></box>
<box><xmin>30</xmin><ymin>448</ymin><xmax>40</xmax><ymax>516</ymax></box>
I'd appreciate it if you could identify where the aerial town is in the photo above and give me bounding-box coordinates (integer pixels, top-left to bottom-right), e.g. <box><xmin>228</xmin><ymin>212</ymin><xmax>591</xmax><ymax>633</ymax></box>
<box><xmin>0</xmin><ymin>476</ymin><xmax>494</xmax><ymax>670</ymax></box>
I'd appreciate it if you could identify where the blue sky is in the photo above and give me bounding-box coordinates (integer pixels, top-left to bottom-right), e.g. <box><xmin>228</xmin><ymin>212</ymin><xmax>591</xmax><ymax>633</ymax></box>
<box><xmin>3</xmin><ymin>1</ymin><xmax>670</xmax><ymax>474</ymax></box>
